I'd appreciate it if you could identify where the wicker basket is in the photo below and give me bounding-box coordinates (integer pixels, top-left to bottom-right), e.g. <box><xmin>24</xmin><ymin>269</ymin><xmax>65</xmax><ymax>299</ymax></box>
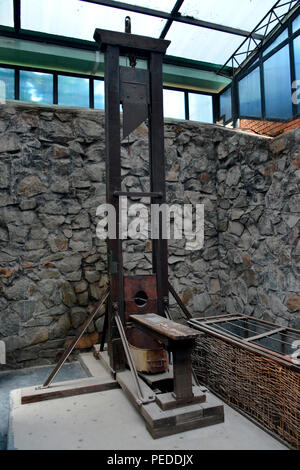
<box><xmin>192</xmin><ymin>333</ymin><xmax>300</xmax><ymax>450</ymax></box>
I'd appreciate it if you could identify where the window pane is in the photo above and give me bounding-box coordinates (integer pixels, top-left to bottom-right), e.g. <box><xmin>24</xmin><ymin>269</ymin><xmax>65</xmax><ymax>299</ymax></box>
<box><xmin>264</xmin><ymin>45</ymin><xmax>292</xmax><ymax>119</ymax></box>
<box><xmin>294</xmin><ymin>35</ymin><xmax>300</xmax><ymax>113</ymax></box>
<box><xmin>0</xmin><ymin>0</ymin><xmax>14</xmax><ymax>26</ymax></box>
<box><xmin>20</xmin><ymin>71</ymin><xmax>53</xmax><ymax>104</ymax></box>
<box><xmin>220</xmin><ymin>87</ymin><xmax>232</xmax><ymax>122</ymax></box>
<box><xmin>263</xmin><ymin>29</ymin><xmax>288</xmax><ymax>57</ymax></box>
<box><xmin>238</xmin><ymin>67</ymin><xmax>261</xmax><ymax>117</ymax></box>
<box><xmin>22</xmin><ymin>0</ymin><xmax>166</xmax><ymax>40</ymax></box>
<box><xmin>188</xmin><ymin>93</ymin><xmax>213</xmax><ymax>123</ymax></box>
<box><xmin>293</xmin><ymin>14</ymin><xmax>300</xmax><ymax>34</ymax></box>
<box><xmin>163</xmin><ymin>89</ymin><xmax>185</xmax><ymax>120</ymax></box>
<box><xmin>0</xmin><ymin>67</ymin><xmax>14</xmax><ymax>101</ymax></box>
<box><xmin>94</xmin><ymin>79</ymin><xmax>105</xmax><ymax>110</ymax></box>
<box><xmin>58</xmin><ymin>75</ymin><xmax>89</xmax><ymax>108</ymax></box>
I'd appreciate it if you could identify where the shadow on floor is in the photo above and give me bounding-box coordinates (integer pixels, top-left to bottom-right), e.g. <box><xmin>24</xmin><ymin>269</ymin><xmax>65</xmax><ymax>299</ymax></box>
<box><xmin>0</xmin><ymin>362</ymin><xmax>87</xmax><ymax>450</ymax></box>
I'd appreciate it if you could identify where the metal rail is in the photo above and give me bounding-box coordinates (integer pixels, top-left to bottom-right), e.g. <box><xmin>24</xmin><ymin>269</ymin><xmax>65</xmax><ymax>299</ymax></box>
<box><xmin>114</xmin><ymin>311</ymin><xmax>154</xmax><ymax>405</ymax></box>
<box><xmin>42</xmin><ymin>289</ymin><xmax>109</xmax><ymax>388</ymax></box>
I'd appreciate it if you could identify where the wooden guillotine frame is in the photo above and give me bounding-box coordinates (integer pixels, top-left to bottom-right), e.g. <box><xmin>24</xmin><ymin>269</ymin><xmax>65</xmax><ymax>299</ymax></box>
<box><xmin>22</xmin><ymin>23</ymin><xmax>224</xmax><ymax>439</ymax></box>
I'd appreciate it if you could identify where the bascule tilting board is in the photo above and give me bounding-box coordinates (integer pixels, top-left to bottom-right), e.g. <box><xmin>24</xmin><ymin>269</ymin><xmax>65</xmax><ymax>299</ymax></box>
<box><xmin>21</xmin><ymin>22</ymin><xmax>224</xmax><ymax>439</ymax></box>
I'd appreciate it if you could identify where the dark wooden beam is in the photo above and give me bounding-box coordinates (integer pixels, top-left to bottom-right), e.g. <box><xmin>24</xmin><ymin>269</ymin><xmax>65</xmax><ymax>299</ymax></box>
<box><xmin>149</xmin><ymin>51</ymin><xmax>169</xmax><ymax>315</ymax></box>
<box><xmin>104</xmin><ymin>44</ymin><xmax>126</xmax><ymax>371</ymax></box>
<box><xmin>21</xmin><ymin>377</ymin><xmax>119</xmax><ymax>405</ymax></box>
<box><xmin>94</xmin><ymin>28</ymin><xmax>170</xmax><ymax>55</ymax></box>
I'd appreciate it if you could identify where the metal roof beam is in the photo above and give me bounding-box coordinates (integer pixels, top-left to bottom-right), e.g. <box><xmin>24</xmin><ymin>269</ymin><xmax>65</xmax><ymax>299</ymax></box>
<box><xmin>80</xmin><ymin>0</ymin><xmax>264</xmax><ymax>39</ymax></box>
<box><xmin>160</xmin><ymin>0</ymin><xmax>184</xmax><ymax>39</ymax></box>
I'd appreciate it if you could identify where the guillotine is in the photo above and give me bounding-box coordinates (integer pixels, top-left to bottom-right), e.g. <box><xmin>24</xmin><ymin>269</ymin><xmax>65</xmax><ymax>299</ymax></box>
<box><xmin>93</xmin><ymin>23</ymin><xmax>224</xmax><ymax>436</ymax></box>
<box><xmin>23</xmin><ymin>21</ymin><xmax>224</xmax><ymax>439</ymax></box>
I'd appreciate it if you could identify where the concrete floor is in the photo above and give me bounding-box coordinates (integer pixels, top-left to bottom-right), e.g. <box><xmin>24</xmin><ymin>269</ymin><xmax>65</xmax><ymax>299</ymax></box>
<box><xmin>0</xmin><ymin>362</ymin><xmax>87</xmax><ymax>450</ymax></box>
<box><xmin>6</xmin><ymin>353</ymin><xmax>288</xmax><ymax>451</ymax></box>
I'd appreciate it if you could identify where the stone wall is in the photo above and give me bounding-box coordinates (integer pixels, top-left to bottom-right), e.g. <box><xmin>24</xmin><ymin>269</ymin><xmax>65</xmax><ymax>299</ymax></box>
<box><xmin>0</xmin><ymin>102</ymin><xmax>299</xmax><ymax>368</ymax></box>
<box><xmin>217</xmin><ymin>129</ymin><xmax>300</xmax><ymax>329</ymax></box>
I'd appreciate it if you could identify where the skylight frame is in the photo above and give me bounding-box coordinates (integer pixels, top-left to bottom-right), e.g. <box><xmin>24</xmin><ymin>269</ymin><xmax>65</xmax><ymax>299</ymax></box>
<box><xmin>5</xmin><ymin>0</ymin><xmax>299</xmax><ymax>73</ymax></box>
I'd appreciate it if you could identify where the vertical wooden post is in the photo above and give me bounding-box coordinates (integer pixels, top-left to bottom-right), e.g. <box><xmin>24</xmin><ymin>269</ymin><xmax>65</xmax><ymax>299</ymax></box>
<box><xmin>105</xmin><ymin>44</ymin><xmax>125</xmax><ymax>371</ymax></box>
<box><xmin>172</xmin><ymin>340</ymin><xmax>194</xmax><ymax>400</ymax></box>
<box><xmin>149</xmin><ymin>52</ymin><xmax>169</xmax><ymax>316</ymax></box>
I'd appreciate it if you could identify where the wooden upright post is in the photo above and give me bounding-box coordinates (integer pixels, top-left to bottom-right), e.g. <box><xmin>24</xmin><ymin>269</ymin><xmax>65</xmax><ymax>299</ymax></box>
<box><xmin>149</xmin><ymin>52</ymin><xmax>169</xmax><ymax>316</ymax></box>
<box><xmin>104</xmin><ymin>44</ymin><xmax>126</xmax><ymax>371</ymax></box>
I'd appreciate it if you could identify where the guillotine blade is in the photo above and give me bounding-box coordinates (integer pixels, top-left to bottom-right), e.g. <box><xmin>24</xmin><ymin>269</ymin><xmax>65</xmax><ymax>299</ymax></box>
<box><xmin>120</xmin><ymin>66</ymin><xmax>150</xmax><ymax>139</ymax></box>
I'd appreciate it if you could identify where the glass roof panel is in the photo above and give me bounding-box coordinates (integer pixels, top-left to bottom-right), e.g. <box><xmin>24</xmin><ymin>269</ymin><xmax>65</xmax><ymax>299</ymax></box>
<box><xmin>109</xmin><ymin>0</ymin><xmax>176</xmax><ymax>13</ymax></box>
<box><xmin>165</xmin><ymin>22</ymin><xmax>243</xmax><ymax>65</ymax></box>
<box><xmin>21</xmin><ymin>0</ymin><xmax>167</xmax><ymax>41</ymax></box>
<box><xmin>179</xmin><ymin>0</ymin><xmax>276</xmax><ymax>32</ymax></box>
<box><xmin>0</xmin><ymin>0</ymin><xmax>14</xmax><ymax>27</ymax></box>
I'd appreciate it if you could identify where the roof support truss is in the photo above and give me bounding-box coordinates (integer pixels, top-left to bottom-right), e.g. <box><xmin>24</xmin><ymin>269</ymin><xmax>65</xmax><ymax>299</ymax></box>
<box><xmin>217</xmin><ymin>0</ymin><xmax>300</xmax><ymax>77</ymax></box>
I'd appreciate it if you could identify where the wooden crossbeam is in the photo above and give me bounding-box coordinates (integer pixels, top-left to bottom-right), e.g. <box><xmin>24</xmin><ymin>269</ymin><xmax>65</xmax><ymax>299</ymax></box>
<box><xmin>21</xmin><ymin>376</ymin><xmax>119</xmax><ymax>405</ymax></box>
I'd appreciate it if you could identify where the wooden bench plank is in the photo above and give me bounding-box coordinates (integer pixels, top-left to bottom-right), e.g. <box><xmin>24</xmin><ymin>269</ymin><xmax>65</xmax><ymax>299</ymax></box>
<box><xmin>129</xmin><ymin>314</ymin><xmax>200</xmax><ymax>341</ymax></box>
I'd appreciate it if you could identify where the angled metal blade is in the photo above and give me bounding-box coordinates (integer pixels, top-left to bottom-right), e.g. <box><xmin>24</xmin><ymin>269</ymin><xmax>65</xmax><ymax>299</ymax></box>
<box><xmin>120</xmin><ymin>66</ymin><xmax>150</xmax><ymax>139</ymax></box>
<box><xmin>122</xmin><ymin>101</ymin><xmax>148</xmax><ymax>139</ymax></box>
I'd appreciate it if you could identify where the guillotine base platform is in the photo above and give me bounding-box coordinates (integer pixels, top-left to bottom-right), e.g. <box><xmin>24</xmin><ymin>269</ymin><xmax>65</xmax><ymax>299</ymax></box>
<box><xmin>95</xmin><ymin>346</ymin><xmax>224</xmax><ymax>439</ymax></box>
<box><xmin>20</xmin><ymin>345</ymin><xmax>224</xmax><ymax>440</ymax></box>
<box><xmin>10</xmin><ymin>352</ymin><xmax>288</xmax><ymax>449</ymax></box>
